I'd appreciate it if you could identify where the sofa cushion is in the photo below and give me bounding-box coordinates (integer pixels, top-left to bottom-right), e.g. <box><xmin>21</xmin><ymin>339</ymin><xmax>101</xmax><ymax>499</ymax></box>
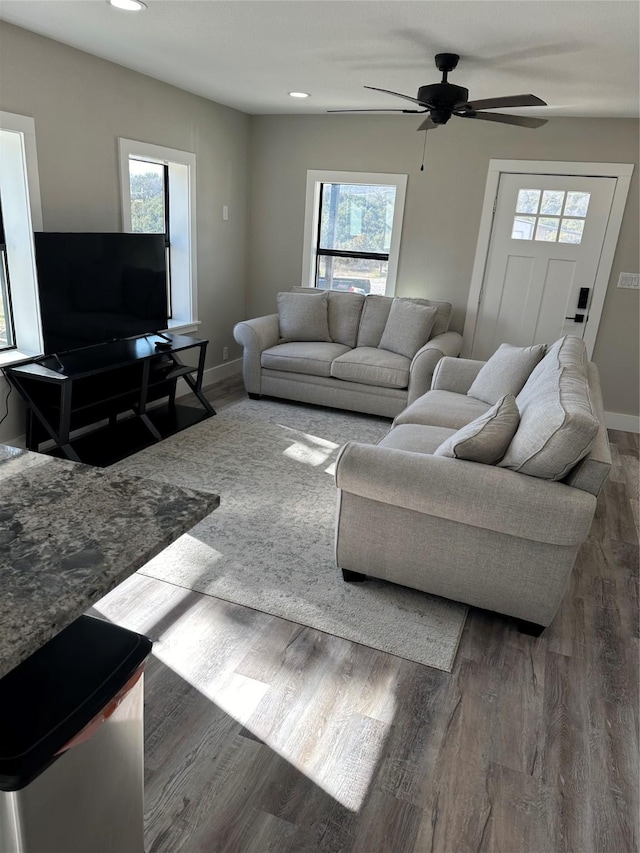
<box><xmin>261</xmin><ymin>342</ymin><xmax>350</xmax><ymax>377</ymax></box>
<box><xmin>357</xmin><ymin>294</ymin><xmax>452</xmax><ymax>348</ymax></box>
<box><xmin>468</xmin><ymin>342</ymin><xmax>546</xmax><ymax>404</ymax></box>
<box><xmin>379</xmin><ymin>300</ymin><xmax>437</xmax><ymax>359</ymax></box>
<box><xmin>326</xmin><ymin>291</ymin><xmax>366</xmax><ymax>348</ymax></box>
<box><xmin>425</xmin><ymin>300</ymin><xmax>453</xmax><ymax>338</ymax></box>
<box><xmin>289</xmin><ymin>287</ymin><xmax>365</xmax><ymax>348</ymax></box>
<box><xmin>434</xmin><ymin>394</ymin><xmax>520</xmax><ymax>464</ymax></box>
<box><xmin>277</xmin><ymin>291</ymin><xmax>331</xmax><ymax>342</ymax></box>
<box><xmin>499</xmin><ymin>336</ymin><xmax>599</xmax><ymax>480</ymax></box>
<box><xmin>394</xmin><ymin>389</ymin><xmax>492</xmax><ymax>429</ymax></box>
<box><xmin>331</xmin><ymin>347</ymin><xmax>411</xmax><ymax>389</ymax></box>
<box><xmin>356</xmin><ymin>295</ymin><xmax>393</xmax><ymax>348</ymax></box>
<box><xmin>378</xmin><ymin>423</ymin><xmax>456</xmax><ymax>455</ymax></box>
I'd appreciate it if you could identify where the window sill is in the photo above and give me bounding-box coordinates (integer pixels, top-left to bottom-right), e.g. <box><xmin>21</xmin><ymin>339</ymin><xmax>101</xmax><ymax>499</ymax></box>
<box><xmin>0</xmin><ymin>349</ymin><xmax>41</xmax><ymax>369</ymax></box>
<box><xmin>166</xmin><ymin>319</ymin><xmax>201</xmax><ymax>335</ymax></box>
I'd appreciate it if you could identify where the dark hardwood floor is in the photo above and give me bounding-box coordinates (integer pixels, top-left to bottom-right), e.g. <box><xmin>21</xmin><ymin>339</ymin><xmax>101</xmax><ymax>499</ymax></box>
<box><xmin>94</xmin><ymin>376</ymin><xmax>639</xmax><ymax>853</ymax></box>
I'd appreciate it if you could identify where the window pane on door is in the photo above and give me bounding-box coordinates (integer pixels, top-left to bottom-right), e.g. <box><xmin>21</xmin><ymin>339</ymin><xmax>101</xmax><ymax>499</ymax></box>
<box><xmin>316</xmin><ymin>255</ymin><xmax>388</xmax><ymax>295</ymax></box>
<box><xmin>558</xmin><ymin>218</ymin><xmax>585</xmax><ymax>244</ymax></box>
<box><xmin>319</xmin><ymin>183</ymin><xmax>396</xmax><ymax>253</ymax></box>
<box><xmin>129</xmin><ymin>159</ymin><xmax>165</xmax><ymax>234</ymax></box>
<box><xmin>535</xmin><ymin>217</ymin><xmax>560</xmax><ymax>241</ymax></box>
<box><xmin>512</xmin><ymin>215</ymin><xmax>536</xmax><ymax>239</ymax></box>
<box><xmin>540</xmin><ymin>190</ymin><xmax>565</xmax><ymax>215</ymax></box>
<box><xmin>515</xmin><ymin>189</ymin><xmax>541</xmax><ymax>214</ymax></box>
<box><xmin>564</xmin><ymin>192</ymin><xmax>590</xmax><ymax>217</ymax></box>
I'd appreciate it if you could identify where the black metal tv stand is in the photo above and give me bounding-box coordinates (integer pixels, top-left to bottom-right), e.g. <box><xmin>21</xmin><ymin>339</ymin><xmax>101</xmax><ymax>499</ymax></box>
<box><xmin>4</xmin><ymin>333</ymin><xmax>215</xmax><ymax>466</ymax></box>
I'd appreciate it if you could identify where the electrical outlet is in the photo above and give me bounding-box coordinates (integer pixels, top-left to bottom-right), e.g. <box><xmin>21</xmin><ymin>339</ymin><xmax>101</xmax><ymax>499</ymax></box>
<box><xmin>222</xmin><ymin>205</ymin><xmax>229</xmax><ymax>221</ymax></box>
<box><xmin>618</xmin><ymin>272</ymin><xmax>640</xmax><ymax>290</ymax></box>
<box><xmin>222</xmin><ymin>346</ymin><xmax>229</xmax><ymax>361</ymax></box>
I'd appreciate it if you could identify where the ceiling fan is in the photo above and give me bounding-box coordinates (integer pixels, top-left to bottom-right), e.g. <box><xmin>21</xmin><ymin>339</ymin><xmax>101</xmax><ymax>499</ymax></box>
<box><xmin>330</xmin><ymin>53</ymin><xmax>548</xmax><ymax>131</ymax></box>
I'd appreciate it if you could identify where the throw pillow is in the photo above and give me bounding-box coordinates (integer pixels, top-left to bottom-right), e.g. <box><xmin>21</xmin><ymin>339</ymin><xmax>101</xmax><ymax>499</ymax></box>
<box><xmin>277</xmin><ymin>291</ymin><xmax>331</xmax><ymax>343</ymax></box>
<box><xmin>378</xmin><ymin>299</ymin><xmax>437</xmax><ymax>359</ymax></box>
<box><xmin>356</xmin><ymin>295</ymin><xmax>394</xmax><ymax>348</ymax></box>
<box><xmin>467</xmin><ymin>342</ymin><xmax>546</xmax><ymax>405</ymax></box>
<box><xmin>434</xmin><ymin>394</ymin><xmax>520</xmax><ymax>464</ymax></box>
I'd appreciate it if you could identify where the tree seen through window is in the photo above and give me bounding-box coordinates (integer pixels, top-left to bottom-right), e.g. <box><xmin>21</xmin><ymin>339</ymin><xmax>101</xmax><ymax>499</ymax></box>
<box><xmin>317</xmin><ymin>183</ymin><xmax>397</xmax><ymax>294</ymax></box>
<box><xmin>129</xmin><ymin>160</ymin><xmax>166</xmax><ymax>234</ymax></box>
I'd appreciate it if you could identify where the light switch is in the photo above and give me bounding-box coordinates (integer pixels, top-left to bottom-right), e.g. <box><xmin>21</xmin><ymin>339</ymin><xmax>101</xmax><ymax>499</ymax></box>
<box><xmin>617</xmin><ymin>272</ymin><xmax>640</xmax><ymax>289</ymax></box>
<box><xmin>222</xmin><ymin>205</ymin><xmax>229</xmax><ymax>221</ymax></box>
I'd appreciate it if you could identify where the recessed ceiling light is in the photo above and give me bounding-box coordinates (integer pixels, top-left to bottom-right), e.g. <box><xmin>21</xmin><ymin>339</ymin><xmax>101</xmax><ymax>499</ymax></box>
<box><xmin>289</xmin><ymin>92</ymin><xmax>310</xmax><ymax>99</ymax></box>
<box><xmin>108</xmin><ymin>0</ymin><xmax>147</xmax><ymax>11</ymax></box>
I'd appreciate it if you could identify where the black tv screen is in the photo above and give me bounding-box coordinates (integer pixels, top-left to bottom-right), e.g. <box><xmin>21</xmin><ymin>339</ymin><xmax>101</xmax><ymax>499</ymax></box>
<box><xmin>34</xmin><ymin>232</ymin><xmax>169</xmax><ymax>354</ymax></box>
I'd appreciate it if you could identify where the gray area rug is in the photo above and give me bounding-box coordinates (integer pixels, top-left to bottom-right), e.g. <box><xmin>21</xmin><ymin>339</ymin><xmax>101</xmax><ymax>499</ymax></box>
<box><xmin>114</xmin><ymin>399</ymin><xmax>467</xmax><ymax>671</ymax></box>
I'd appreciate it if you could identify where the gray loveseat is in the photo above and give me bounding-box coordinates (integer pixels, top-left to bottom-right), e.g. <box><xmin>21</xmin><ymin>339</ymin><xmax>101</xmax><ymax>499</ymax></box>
<box><xmin>335</xmin><ymin>336</ymin><xmax>611</xmax><ymax>630</ymax></box>
<box><xmin>233</xmin><ymin>289</ymin><xmax>463</xmax><ymax>418</ymax></box>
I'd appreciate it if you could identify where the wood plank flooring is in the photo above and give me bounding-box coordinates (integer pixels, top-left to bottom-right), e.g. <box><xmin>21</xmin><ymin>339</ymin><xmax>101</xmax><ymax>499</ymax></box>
<box><xmin>94</xmin><ymin>379</ymin><xmax>639</xmax><ymax>853</ymax></box>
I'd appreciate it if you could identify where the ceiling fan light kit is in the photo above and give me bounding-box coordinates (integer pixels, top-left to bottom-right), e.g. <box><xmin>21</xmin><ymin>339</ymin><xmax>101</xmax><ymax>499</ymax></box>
<box><xmin>333</xmin><ymin>52</ymin><xmax>548</xmax><ymax>133</ymax></box>
<box><xmin>107</xmin><ymin>0</ymin><xmax>147</xmax><ymax>11</ymax></box>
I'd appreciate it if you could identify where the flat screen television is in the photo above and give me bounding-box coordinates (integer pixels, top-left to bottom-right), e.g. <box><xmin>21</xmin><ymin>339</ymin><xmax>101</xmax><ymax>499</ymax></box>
<box><xmin>33</xmin><ymin>232</ymin><xmax>169</xmax><ymax>354</ymax></box>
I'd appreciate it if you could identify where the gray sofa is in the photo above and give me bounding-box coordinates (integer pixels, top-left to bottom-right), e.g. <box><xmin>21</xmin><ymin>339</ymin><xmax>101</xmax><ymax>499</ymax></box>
<box><xmin>334</xmin><ymin>336</ymin><xmax>611</xmax><ymax>629</ymax></box>
<box><xmin>233</xmin><ymin>289</ymin><xmax>463</xmax><ymax>418</ymax></box>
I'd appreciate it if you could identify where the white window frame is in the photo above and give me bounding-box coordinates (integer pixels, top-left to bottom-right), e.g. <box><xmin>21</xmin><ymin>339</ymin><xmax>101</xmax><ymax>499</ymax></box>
<box><xmin>0</xmin><ymin>111</ymin><xmax>44</xmax><ymax>366</ymax></box>
<box><xmin>301</xmin><ymin>170</ymin><xmax>407</xmax><ymax>296</ymax></box>
<box><xmin>118</xmin><ymin>138</ymin><xmax>199</xmax><ymax>333</ymax></box>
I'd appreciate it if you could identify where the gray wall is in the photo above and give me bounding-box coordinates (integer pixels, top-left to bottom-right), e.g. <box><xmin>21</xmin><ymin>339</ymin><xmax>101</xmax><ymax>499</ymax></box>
<box><xmin>248</xmin><ymin>114</ymin><xmax>639</xmax><ymax>417</ymax></box>
<box><xmin>0</xmin><ymin>20</ymin><xmax>637</xmax><ymax>432</ymax></box>
<box><xmin>0</xmin><ymin>22</ymin><xmax>250</xmax><ymax>441</ymax></box>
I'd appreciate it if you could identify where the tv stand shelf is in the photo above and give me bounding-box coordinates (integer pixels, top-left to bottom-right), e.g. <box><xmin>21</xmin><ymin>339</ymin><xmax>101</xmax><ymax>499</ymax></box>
<box><xmin>5</xmin><ymin>333</ymin><xmax>215</xmax><ymax>466</ymax></box>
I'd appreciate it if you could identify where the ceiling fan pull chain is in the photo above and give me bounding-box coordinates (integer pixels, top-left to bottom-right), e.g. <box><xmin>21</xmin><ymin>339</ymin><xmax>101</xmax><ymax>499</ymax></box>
<box><xmin>420</xmin><ymin>130</ymin><xmax>428</xmax><ymax>171</ymax></box>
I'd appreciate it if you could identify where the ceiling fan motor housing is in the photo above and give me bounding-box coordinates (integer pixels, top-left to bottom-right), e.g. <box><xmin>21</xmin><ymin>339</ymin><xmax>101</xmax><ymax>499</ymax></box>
<box><xmin>417</xmin><ymin>83</ymin><xmax>469</xmax><ymax>123</ymax></box>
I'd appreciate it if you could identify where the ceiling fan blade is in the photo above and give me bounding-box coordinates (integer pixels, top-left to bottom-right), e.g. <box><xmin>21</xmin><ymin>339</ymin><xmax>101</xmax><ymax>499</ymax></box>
<box><xmin>364</xmin><ymin>85</ymin><xmax>427</xmax><ymax>107</ymax></box>
<box><xmin>463</xmin><ymin>94</ymin><xmax>547</xmax><ymax>111</ymax></box>
<box><xmin>328</xmin><ymin>108</ymin><xmax>427</xmax><ymax>114</ymax></box>
<box><xmin>458</xmin><ymin>111</ymin><xmax>548</xmax><ymax>128</ymax></box>
<box><xmin>417</xmin><ymin>117</ymin><xmax>438</xmax><ymax>132</ymax></box>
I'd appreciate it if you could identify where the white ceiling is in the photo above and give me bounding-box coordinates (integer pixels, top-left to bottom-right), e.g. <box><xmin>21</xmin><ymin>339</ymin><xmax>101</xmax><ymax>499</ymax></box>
<box><xmin>1</xmin><ymin>1</ymin><xmax>638</xmax><ymax>118</ymax></box>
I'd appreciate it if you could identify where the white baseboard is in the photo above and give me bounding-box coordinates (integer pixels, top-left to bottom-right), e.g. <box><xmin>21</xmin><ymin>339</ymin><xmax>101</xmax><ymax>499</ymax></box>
<box><xmin>605</xmin><ymin>411</ymin><xmax>640</xmax><ymax>433</ymax></box>
<box><xmin>176</xmin><ymin>358</ymin><xmax>242</xmax><ymax>397</ymax></box>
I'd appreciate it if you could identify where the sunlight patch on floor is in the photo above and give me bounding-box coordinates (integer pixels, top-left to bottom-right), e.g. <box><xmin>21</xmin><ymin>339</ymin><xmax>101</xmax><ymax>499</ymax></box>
<box><xmin>151</xmin><ymin>640</ymin><xmax>395</xmax><ymax>812</ymax></box>
<box><xmin>141</xmin><ymin>533</ymin><xmax>225</xmax><ymax>578</ymax></box>
<box><xmin>278</xmin><ymin>424</ymin><xmax>339</xmax><ymax>467</ymax></box>
<box><xmin>155</xmin><ymin>643</ymin><xmax>270</xmax><ymax>725</ymax></box>
<box><xmin>94</xmin><ymin>550</ymin><xmax>398</xmax><ymax>812</ymax></box>
<box><xmin>92</xmin><ymin>575</ymin><xmax>198</xmax><ymax>638</ymax></box>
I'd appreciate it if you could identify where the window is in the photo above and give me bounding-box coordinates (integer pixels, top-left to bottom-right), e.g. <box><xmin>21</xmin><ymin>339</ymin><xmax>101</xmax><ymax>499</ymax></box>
<box><xmin>302</xmin><ymin>171</ymin><xmax>407</xmax><ymax>296</ymax></box>
<box><xmin>119</xmin><ymin>139</ymin><xmax>197</xmax><ymax>332</ymax></box>
<box><xmin>128</xmin><ymin>157</ymin><xmax>172</xmax><ymax>315</ymax></box>
<box><xmin>0</xmin><ymin>204</ymin><xmax>15</xmax><ymax>350</ymax></box>
<box><xmin>512</xmin><ymin>188</ymin><xmax>591</xmax><ymax>244</ymax></box>
<box><xmin>0</xmin><ymin>111</ymin><xmax>44</xmax><ymax>364</ymax></box>
<box><xmin>129</xmin><ymin>159</ymin><xmax>168</xmax><ymax>235</ymax></box>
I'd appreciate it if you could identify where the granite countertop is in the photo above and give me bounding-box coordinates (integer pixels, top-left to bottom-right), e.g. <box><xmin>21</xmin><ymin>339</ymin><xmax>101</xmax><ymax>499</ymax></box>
<box><xmin>0</xmin><ymin>444</ymin><xmax>220</xmax><ymax>678</ymax></box>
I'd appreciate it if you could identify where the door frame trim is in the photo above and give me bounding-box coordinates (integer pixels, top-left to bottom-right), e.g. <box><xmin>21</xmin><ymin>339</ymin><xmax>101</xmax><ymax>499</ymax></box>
<box><xmin>462</xmin><ymin>159</ymin><xmax>634</xmax><ymax>358</ymax></box>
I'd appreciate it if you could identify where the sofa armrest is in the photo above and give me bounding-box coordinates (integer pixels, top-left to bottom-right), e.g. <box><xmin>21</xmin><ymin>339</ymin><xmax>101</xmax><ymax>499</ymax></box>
<box><xmin>431</xmin><ymin>356</ymin><xmax>486</xmax><ymax>393</ymax></box>
<box><xmin>407</xmin><ymin>331</ymin><xmax>463</xmax><ymax>404</ymax></box>
<box><xmin>233</xmin><ymin>314</ymin><xmax>280</xmax><ymax>395</ymax></box>
<box><xmin>335</xmin><ymin>442</ymin><xmax>596</xmax><ymax>547</ymax></box>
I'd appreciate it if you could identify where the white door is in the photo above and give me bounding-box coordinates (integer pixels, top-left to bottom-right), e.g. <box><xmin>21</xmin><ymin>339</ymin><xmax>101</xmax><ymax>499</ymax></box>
<box><xmin>470</xmin><ymin>173</ymin><xmax>617</xmax><ymax>360</ymax></box>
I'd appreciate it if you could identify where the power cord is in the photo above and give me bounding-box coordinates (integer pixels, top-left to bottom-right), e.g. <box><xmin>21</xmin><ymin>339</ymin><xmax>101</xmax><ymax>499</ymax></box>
<box><xmin>0</xmin><ymin>371</ymin><xmax>12</xmax><ymax>426</ymax></box>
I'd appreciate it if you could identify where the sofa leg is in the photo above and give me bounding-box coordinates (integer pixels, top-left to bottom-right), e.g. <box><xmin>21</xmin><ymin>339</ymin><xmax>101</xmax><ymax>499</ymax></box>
<box><xmin>248</xmin><ymin>393</ymin><xmax>262</xmax><ymax>400</ymax></box>
<box><xmin>515</xmin><ymin>619</ymin><xmax>545</xmax><ymax>637</ymax></box>
<box><xmin>342</xmin><ymin>569</ymin><xmax>367</xmax><ymax>583</ymax></box>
